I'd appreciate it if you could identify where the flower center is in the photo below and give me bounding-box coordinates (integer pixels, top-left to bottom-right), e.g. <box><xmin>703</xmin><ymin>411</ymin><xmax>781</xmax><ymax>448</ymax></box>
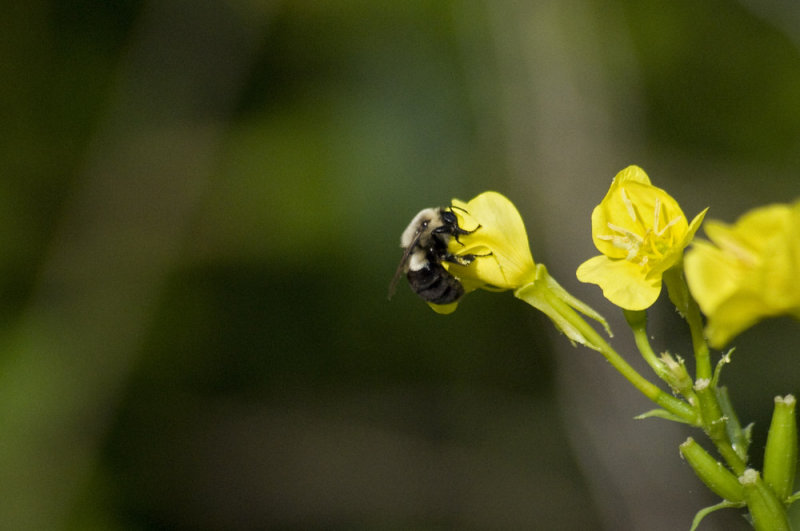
<box><xmin>597</xmin><ymin>188</ymin><xmax>684</xmax><ymax>269</ymax></box>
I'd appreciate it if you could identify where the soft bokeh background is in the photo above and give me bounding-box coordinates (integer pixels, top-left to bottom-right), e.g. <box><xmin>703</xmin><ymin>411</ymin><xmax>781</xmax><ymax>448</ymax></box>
<box><xmin>2</xmin><ymin>1</ymin><xmax>800</xmax><ymax>529</ymax></box>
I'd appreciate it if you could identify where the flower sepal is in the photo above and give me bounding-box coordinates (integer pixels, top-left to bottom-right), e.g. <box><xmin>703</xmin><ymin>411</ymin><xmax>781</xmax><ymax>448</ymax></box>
<box><xmin>514</xmin><ymin>264</ymin><xmax>611</xmax><ymax>351</ymax></box>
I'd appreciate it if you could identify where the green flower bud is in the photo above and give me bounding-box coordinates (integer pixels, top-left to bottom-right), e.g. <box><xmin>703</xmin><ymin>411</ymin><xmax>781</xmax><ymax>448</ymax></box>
<box><xmin>658</xmin><ymin>351</ymin><xmax>693</xmax><ymax>395</ymax></box>
<box><xmin>739</xmin><ymin>469</ymin><xmax>791</xmax><ymax>531</ymax></box>
<box><xmin>763</xmin><ymin>395</ymin><xmax>797</xmax><ymax>501</ymax></box>
<box><xmin>680</xmin><ymin>437</ymin><xmax>744</xmax><ymax>502</ymax></box>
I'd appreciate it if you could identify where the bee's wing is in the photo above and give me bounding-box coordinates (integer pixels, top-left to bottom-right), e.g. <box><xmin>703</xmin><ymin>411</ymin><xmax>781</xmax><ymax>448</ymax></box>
<box><xmin>387</xmin><ymin>230</ymin><xmax>424</xmax><ymax>300</ymax></box>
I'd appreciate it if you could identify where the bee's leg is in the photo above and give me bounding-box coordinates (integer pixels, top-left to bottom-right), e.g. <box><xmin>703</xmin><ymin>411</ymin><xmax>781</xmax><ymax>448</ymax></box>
<box><xmin>432</xmin><ymin>214</ymin><xmax>481</xmax><ymax>246</ymax></box>
<box><xmin>442</xmin><ymin>251</ymin><xmax>492</xmax><ymax>266</ymax></box>
<box><xmin>443</xmin><ymin>205</ymin><xmax>481</xmax><ymax>244</ymax></box>
<box><xmin>451</xmin><ymin>224</ymin><xmax>481</xmax><ymax>245</ymax></box>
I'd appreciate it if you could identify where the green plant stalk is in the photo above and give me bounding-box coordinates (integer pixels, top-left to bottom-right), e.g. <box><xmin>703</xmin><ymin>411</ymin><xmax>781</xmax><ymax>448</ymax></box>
<box><xmin>662</xmin><ymin>267</ymin><xmax>712</xmax><ymax>382</ymax></box>
<box><xmin>708</xmin><ymin>426</ymin><xmax>747</xmax><ymax>476</ymax></box>
<box><xmin>537</xmin><ymin>288</ymin><xmax>698</xmax><ymax>425</ymax></box>
<box><xmin>664</xmin><ymin>266</ymin><xmax>724</xmax><ymax>427</ymax></box>
<box><xmin>626</xmin><ymin>310</ymin><xmax>667</xmax><ymax>377</ymax></box>
<box><xmin>676</xmin><ymin>271</ymin><xmax>790</xmax><ymax>526</ymax></box>
<box><xmin>690</xmin><ymin>357</ymin><xmax>747</xmax><ymax>474</ymax></box>
<box><xmin>689</xmin><ymin>340</ymin><xmax>747</xmax><ymax>475</ymax></box>
<box><xmin>675</xmin><ymin>275</ymin><xmax>751</xmax><ymax>476</ymax></box>
<box><xmin>685</xmin><ymin>294</ymin><xmax>713</xmax><ymax>383</ymax></box>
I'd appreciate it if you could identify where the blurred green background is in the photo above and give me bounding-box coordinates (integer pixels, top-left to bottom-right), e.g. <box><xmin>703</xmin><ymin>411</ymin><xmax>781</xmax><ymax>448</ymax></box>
<box><xmin>2</xmin><ymin>1</ymin><xmax>799</xmax><ymax>529</ymax></box>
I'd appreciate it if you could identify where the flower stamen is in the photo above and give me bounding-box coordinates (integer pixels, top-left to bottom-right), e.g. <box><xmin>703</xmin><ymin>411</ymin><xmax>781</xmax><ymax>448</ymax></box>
<box><xmin>656</xmin><ymin>214</ymin><xmax>683</xmax><ymax>238</ymax></box>
<box><xmin>621</xmin><ymin>188</ymin><xmax>637</xmax><ymax>223</ymax></box>
<box><xmin>653</xmin><ymin>197</ymin><xmax>661</xmax><ymax>232</ymax></box>
<box><xmin>602</xmin><ymin>222</ymin><xmax>646</xmax><ymax>262</ymax></box>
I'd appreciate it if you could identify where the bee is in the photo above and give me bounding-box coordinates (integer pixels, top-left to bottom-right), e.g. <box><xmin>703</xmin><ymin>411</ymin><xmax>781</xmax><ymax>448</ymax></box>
<box><xmin>388</xmin><ymin>206</ymin><xmax>483</xmax><ymax>304</ymax></box>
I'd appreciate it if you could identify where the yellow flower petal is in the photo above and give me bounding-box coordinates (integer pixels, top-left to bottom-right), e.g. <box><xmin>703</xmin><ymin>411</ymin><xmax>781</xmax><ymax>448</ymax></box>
<box><xmin>685</xmin><ymin>200</ymin><xmax>800</xmax><ymax>347</ymax></box>
<box><xmin>703</xmin><ymin>292</ymin><xmax>774</xmax><ymax>348</ymax></box>
<box><xmin>614</xmin><ymin>164</ymin><xmax>652</xmax><ymax>185</ymax></box>
<box><xmin>576</xmin><ymin>255</ymin><xmax>662</xmax><ymax>310</ymax></box>
<box><xmin>683</xmin><ymin>239</ymin><xmax>740</xmax><ymax>314</ymax></box>
<box><xmin>428</xmin><ymin>301</ymin><xmax>459</xmax><ymax>315</ymax></box>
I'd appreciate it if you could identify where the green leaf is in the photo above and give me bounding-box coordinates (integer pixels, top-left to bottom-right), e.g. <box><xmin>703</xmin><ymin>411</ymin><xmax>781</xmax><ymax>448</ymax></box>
<box><xmin>635</xmin><ymin>408</ymin><xmax>693</xmax><ymax>423</ymax></box>
<box><xmin>689</xmin><ymin>500</ymin><xmax>744</xmax><ymax>531</ymax></box>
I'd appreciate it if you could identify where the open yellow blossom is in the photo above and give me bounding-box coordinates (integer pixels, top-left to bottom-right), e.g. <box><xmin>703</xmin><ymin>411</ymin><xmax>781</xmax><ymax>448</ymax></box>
<box><xmin>444</xmin><ymin>191</ymin><xmax>537</xmax><ymax>293</ymax></box>
<box><xmin>684</xmin><ymin>200</ymin><xmax>800</xmax><ymax>348</ymax></box>
<box><xmin>424</xmin><ymin>191</ymin><xmax>535</xmax><ymax>314</ymax></box>
<box><xmin>433</xmin><ymin>191</ymin><xmax>610</xmax><ymax>350</ymax></box>
<box><xmin>576</xmin><ymin>166</ymin><xmax>708</xmax><ymax>311</ymax></box>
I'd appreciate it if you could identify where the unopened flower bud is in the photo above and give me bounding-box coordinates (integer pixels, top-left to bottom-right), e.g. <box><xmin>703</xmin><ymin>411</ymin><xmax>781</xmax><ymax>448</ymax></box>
<box><xmin>739</xmin><ymin>468</ymin><xmax>791</xmax><ymax>531</ymax></box>
<box><xmin>680</xmin><ymin>437</ymin><xmax>744</xmax><ymax>502</ymax></box>
<box><xmin>763</xmin><ymin>395</ymin><xmax>797</xmax><ymax>501</ymax></box>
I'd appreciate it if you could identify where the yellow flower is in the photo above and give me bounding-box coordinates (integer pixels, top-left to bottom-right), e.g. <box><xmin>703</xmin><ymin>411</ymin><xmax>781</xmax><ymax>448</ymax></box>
<box><xmin>684</xmin><ymin>200</ymin><xmax>800</xmax><ymax>348</ymax></box>
<box><xmin>432</xmin><ymin>191</ymin><xmax>610</xmax><ymax>350</ymax></box>
<box><xmin>424</xmin><ymin>191</ymin><xmax>535</xmax><ymax>314</ymax></box>
<box><xmin>576</xmin><ymin>166</ymin><xmax>708</xmax><ymax>311</ymax></box>
<box><xmin>444</xmin><ymin>192</ymin><xmax>537</xmax><ymax>291</ymax></box>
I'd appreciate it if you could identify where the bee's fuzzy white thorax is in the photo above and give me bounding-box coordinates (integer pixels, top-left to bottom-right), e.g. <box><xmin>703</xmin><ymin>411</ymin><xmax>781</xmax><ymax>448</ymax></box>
<box><xmin>400</xmin><ymin>207</ymin><xmax>444</xmax><ymax>248</ymax></box>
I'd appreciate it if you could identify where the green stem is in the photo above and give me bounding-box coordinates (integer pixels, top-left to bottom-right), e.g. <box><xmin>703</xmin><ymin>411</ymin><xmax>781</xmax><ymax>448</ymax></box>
<box><xmin>714</xmin><ymin>436</ymin><xmax>747</xmax><ymax>476</ymax></box>
<box><xmin>663</xmin><ymin>265</ymin><xmax>712</xmax><ymax>382</ymax></box>
<box><xmin>663</xmin><ymin>266</ymin><xmax>782</xmax><ymax>524</ymax></box>
<box><xmin>684</xmin><ymin>293</ymin><xmax>746</xmax><ymax>471</ymax></box>
<box><xmin>626</xmin><ymin>311</ymin><xmax>663</xmax><ymax>373</ymax></box>
<box><xmin>673</xmin><ymin>270</ymin><xmax>749</xmax><ymax>475</ymax></box>
<box><xmin>686</xmin><ymin>295</ymin><xmax>713</xmax><ymax>382</ymax></box>
<box><xmin>625</xmin><ymin>309</ymin><xmax>697</xmax><ymax>403</ymax></box>
<box><xmin>541</xmin><ymin>289</ymin><xmax>699</xmax><ymax>425</ymax></box>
